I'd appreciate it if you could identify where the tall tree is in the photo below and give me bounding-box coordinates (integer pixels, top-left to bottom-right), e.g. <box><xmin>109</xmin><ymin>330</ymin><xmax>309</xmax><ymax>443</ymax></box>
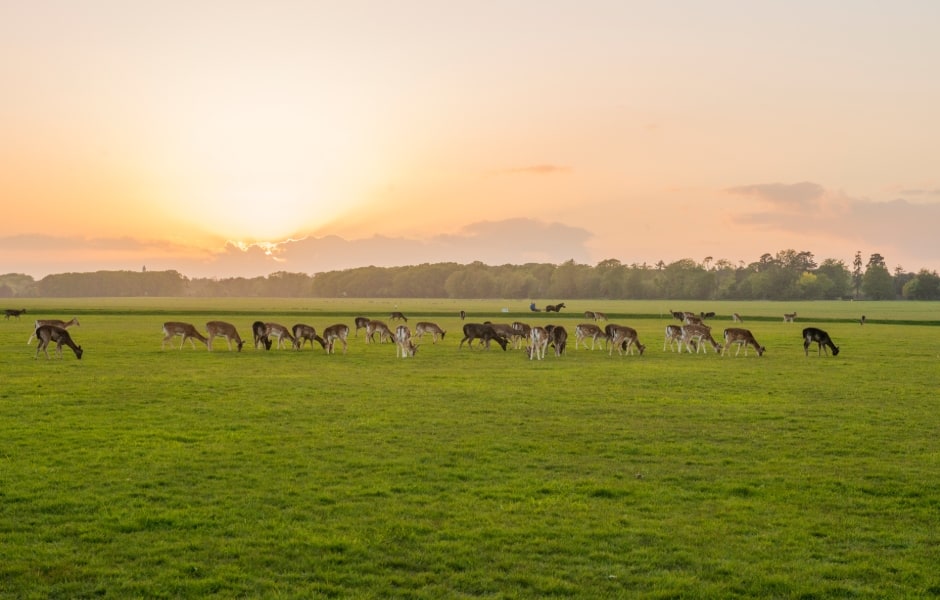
<box><xmin>853</xmin><ymin>251</ymin><xmax>863</xmax><ymax>298</ymax></box>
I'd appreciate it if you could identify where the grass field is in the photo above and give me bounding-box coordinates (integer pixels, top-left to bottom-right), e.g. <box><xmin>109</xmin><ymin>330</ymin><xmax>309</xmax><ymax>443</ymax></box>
<box><xmin>1</xmin><ymin>300</ymin><xmax>938</xmax><ymax>598</ymax></box>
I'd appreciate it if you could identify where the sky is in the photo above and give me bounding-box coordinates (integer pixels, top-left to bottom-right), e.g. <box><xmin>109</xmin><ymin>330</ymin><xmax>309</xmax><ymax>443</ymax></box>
<box><xmin>2</xmin><ymin>1</ymin><xmax>940</xmax><ymax>280</ymax></box>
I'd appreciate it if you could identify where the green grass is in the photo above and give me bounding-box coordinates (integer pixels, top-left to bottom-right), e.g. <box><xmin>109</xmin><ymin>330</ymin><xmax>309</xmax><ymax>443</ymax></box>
<box><xmin>1</xmin><ymin>300</ymin><xmax>939</xmax><ymax>598</ymax></box>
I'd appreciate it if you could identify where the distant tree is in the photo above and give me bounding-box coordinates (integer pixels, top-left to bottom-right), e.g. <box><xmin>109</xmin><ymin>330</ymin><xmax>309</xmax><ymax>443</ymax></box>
<box><xmin>853</xmin><ymin>251</ymin><xmax>863</xmax><ymax>298</ymax></box>
<box><xmin>816</xmin><ymin>258</ymin><xmax>851</xmax><ymax>299</ymax></box>
<box><xmin>902</xmin><ymin>269</ymin><xmax>940</xmax><ymax>300</ymax></box>
<box><xmin>862</xmin><ymin>262</ymin><xmax>895</xmax><ymax>300</ymax></box>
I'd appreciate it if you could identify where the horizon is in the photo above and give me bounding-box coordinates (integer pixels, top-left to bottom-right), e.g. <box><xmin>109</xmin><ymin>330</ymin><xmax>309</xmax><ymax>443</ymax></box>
<box><xmin>3</xmin><ymin>2</ymin><xmax>939</xmax><ymax>279</ymax></box>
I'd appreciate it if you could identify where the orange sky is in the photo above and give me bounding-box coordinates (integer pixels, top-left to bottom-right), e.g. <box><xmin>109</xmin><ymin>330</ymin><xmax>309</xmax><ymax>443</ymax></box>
<box><xmin>2</xmin><ymin>1</ymin><xmax>939</xmax><ymax>278</ymax></box>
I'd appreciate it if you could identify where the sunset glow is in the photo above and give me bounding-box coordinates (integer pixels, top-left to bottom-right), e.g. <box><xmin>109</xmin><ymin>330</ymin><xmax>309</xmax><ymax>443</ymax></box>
<box><xmin>2</xmin><ymin>1</ymin><xmax>939</xmax><ymax>278</ymax></box>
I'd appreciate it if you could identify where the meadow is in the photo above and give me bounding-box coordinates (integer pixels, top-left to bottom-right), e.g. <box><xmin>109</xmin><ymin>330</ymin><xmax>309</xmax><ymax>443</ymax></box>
<box><xmin>1</xmin><ymin>299</ymin><xmax>938</xmax><ymax>598</ymax></box>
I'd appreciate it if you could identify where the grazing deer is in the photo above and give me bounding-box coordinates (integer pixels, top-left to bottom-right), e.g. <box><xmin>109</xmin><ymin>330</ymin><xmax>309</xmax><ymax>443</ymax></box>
<box><xmin>700</xmin><ymin>311</ymin><xmax>716</xmax><ymax>320</ymax></box>
<box><xmin>389</xmin><ymin>311</ymin><xmax>408</xmax><ymax>322</ymax></box>
<box><xmin>803</xmin><ymin>327</ymin><xmax>840</xmax><ymax>356</ymax></box>
<box><xmin>4</xmin><ymin>308</ymin><xmax>26</xmax><ymax>319</ymax></box>
<box><xmin>263</xmin><ymin>323</ymin><xmax>296</xmax><ymax>349</ymax></box>
<box><xmin>414</xmin><ymin>321</ymin><xmax>446</xmax><ymax>343</ymax></box>
<box><xmin>680</xmin><ymin>324</ymin><xmax>722</xmax><ymax>354</ymax></box>
<box><xmin>549</xmin><ymin>325</ymin><xmax>568</xmax><ymax>356</ymax></box>
<box><xmin>366</xmin><ymin>320</ymin><xmax>393</xmax><ymax>344</ymax></box>
<box><xmin>576</xmin><ymin>323</ymin><xmax>608</xmax><ymax>350</ymax></box>
<box><xmin>459</xmin><ymin>323</ymin><xmax>509</xmax><ymax>350</ymax></box>
<box><xmin>27</xmin><ymin>317</ymin><xmax>80</xmax><ymax>344</ymax></box>
<box><xmin>292</xmin><ymin>324</ymin><xmax>326</xmax><ymax>350</ymax></box>
<box><xmin>251</xmin><ymin>321</ymin><xmax>272</xmax><ymax>350</ymax></box>
<box><xmin>669</xmin><ymin>309</ymin><xmax>686</xmax><ymax>321</ymax></box>
<box><xmin>162</xmin><ymin>322</ymin><xmax>208</xmax><ymax>350</ymax></box>
<box><xmin>395</xmin><ymin>325</ymin><xmax>418</xmax><ymax>357</ymax></box>
<box><xmin>606</xmin><ymin>324</ymin><xmax>646</xmax><ymax>356</ymax></box>
<box><xmin>527</xmin><ymin>326</ymin><xmax>549</xmax><ymax>360</ymax></box>
<box><xmin>322</xmin><ymin>324</ymin><xmax>350</xmax><ymax>354</ymax></box>
<box><xmin>459</xmin><ymin>310</ymin><xmax>467</xmax><ymax>320</ymax></box>
<box><xmin>722</xmin><ymin>328</ymin><xmax>765</xmax><ymax>357</ymax></box>
<box><xmin>592</xmin><ymin>311</ymin><xmax>608</xmax><ymax>322</ymax></box>
<box><xmin>206</xmin><ymin>321</ymin><xmax>244</xmax><ymax>352</ymax></box>
<box><xmin>859</xmin><ymin>315</ymin><xmax>866</xmax><ymax>326</ymax></box>
<box><xmin>35</xmin><ymin>325</ymin><xmax>83</xmax><ymax>360</ymax></box>
<box><xmin>783</xmin><ymin>312</ymin><xmax>797</xmax><ymax>323</ymax></box>
<box><xmin>354</xmin><ymin>316</ymin><xmax>371</xmax><ymax>337</ymax></box>
<box><xmin>732</xmin><ymin>313</ymin><xmax>743</xmax><ymax>323</ymax></box>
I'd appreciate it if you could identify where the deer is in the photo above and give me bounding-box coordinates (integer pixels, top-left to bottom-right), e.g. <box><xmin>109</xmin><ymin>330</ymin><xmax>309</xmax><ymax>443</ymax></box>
<box><xmin>252</xmin><ymin>321</ymin><xmax>272</xmax><ymax>350</ymax></box>
<box><xmin>510</xmin><ymin>322</ymin><xmax>531</xmax><ymax>349</ymax></box>
<box><xmin>663</xmin><ymin>324</ymin><xmax>684</xmax><ymax>352</ymax></box>
<box><xmin>27</xmin><ymin>317</ymin><xmax>80</xmax><ymax>344</ymax></box>
<box><xmin>459</xmin><ymin>310</ymin><xmax>467</xmax><ymax>320</ymax></box>
<box><xmin>527</xmin><ymin>326</ymin><xmax>549</xmax><ymax>360</ymax></box>
<box><xmin>354</xmin><ymin>316</ymin><xmax>371</xmax><ymax>337</ymax></box>
<box><xmin>722</xmin><ymin>328</ymin><xmax>765</xmax><ymax>357</ymax></box>
<box><xmin>803</xmin><ymin>327</ymin><xmax>840</xmax><ymax>356</ymax></box>
<box><xmin>206</xmin><ymin>321</ymin><xmax>244</xmax><ymax>352</ymax></box>
<box><xmin>389</xmin><ymin>311</ymin><xmax>408</xmax><ymax>322</ymax></box>
<box><xmin>4</xmin><ymin>308</ymin><xmax>26</xmax><ymax>319</ymax></box>
<box><xmin>732</xmin><ymin>313</ymin><xmax>743</xmax><ymax>323</ymax></box>
<box><xmin>34</xmin><ymin>325</ymin><xmax>83</xmax><ymax>360</ymax></box>
<box><xmin>783</xmin><ymin>312</ymin><xmax>798</xmax><ymax>323</ymax></box>
<box><xmin>700</xmin><ymin>311</ymin><xmax>716</xmax><ymax>320</ymax></box>
<box><xmin>549</xmin><ymin>325</ymin><xmax>568</xmax><ymax>356</ymax></box>
<box><xmin>162</xmin><ymin>322</ymin><xmax>208</xmax><ymax>350</ymax></box>
<box><xmin>292</xmin><ymin>324</ymin><xmax>326</xmax><ymax>350</ymax></box>
<box><xmin>680</xmin><ymin>324</ymin><xmax>722</xmax><ymax>354</ymax></box>
<box><xmin>606</xmin><ymin>324</ymin><xmax>646</xmax><ymax>356</ymax></box>
<box><xmin>366</xmin><ymin>320</ymin><xmax>393</xmax><ymax>344</ymax></box>
<box><xmin>322</xmin><ymin>324</ymin><xmax>350</xmax><ymax>354</ymax></box>
<box><xmin>576</xmin><ymin>323</ymin><xmax>608</xmax><ymax>350</ymax></box>
<box><xmin>459</xmin><ymin>323</ymin><xmax>509</xmax><ymax>350</ymax></box>
<box><xmin>263</xmin><ymin>323</ymin><xmax>296</xmax><ymax>349</ymax></box>
<box><xmin>414</xmin><ymin>321</ymin><xmax>446</xmax><ymax>343</ymax></box>
<box><xmin>395</xmin><ymin>325</ymin><xmax>418</xmax><ymax>357</ymax></box>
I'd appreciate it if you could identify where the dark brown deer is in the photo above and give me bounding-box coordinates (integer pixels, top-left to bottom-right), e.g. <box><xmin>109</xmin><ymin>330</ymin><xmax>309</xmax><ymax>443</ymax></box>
<box><xmin>4</xmin><ymin>308</ymin><xmax>26</xmax><ymax>319</ymax></box>
<box><xmin>35</xmin><ymin>325</ymin><xmax>83</xmax><ymax>360</ymax></box>
<box><xmin>252</xmin><ymin>321</ymin><xmax>272</xmax><ymax>350</ymax></box>
<box><xmin>459</xmin><ymin>323</ymin><xmax>509</xmax><ymax>350</ymax></box>
<box><xmin>803</xmin><ymin>327</ymin><xmax>840</xmax><ymax>356</ymax></box>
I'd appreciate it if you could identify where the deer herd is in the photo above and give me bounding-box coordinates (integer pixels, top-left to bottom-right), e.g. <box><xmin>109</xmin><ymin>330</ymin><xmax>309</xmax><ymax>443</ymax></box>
<box><xmin>11</xmin><ymin>306</ymin><xmax>846</xmax><ymax>362</ymax></box>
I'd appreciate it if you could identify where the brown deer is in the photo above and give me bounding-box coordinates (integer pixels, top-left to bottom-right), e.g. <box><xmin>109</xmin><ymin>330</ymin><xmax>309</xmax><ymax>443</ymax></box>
<box><xmin>35</xmin><ymin>325</ymin><xmax>83</xmax><ymax>360</ymax></box>
<box><xmin>162</xmin><ymin>322</ymin><xmax>208</xmax><ymax>350</ymax></box>
<box><xmin>206</xmin><ymin>321</ymin><xmax>244</xmax><ymax>352</ymax></box>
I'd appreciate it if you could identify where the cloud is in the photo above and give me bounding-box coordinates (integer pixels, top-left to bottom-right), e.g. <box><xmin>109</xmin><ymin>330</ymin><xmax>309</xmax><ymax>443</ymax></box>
<box><xmin>727</xmin><ymin>183</ymin><xmax>940</xmax><ymax>268</ymax></box>
<box><xmin>725</xmin><ymin>181</ymin><xmax>825</xmax><ymax>209</ymax></box>
<box><xmin>899</xmin><ymin>188</ymin><xmax>940</xmax><ymax>196</ymax></box>
<box><xmin>491</xmin><ymin>164</ymin><xmax>572</xmax><ymax>176</ymax></box>
<box><xmin>0</xmin><ymin>218</ymin><xmax>595</xmax><ymax>279</ymax></box>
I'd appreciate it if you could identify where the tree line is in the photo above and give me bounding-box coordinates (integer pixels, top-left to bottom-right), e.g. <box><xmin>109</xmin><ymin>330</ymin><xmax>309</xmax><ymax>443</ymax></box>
<box><xmin>2</xmin><ymin>250</ymin><xmax>939</xmax><ymax>300</ymax></box>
